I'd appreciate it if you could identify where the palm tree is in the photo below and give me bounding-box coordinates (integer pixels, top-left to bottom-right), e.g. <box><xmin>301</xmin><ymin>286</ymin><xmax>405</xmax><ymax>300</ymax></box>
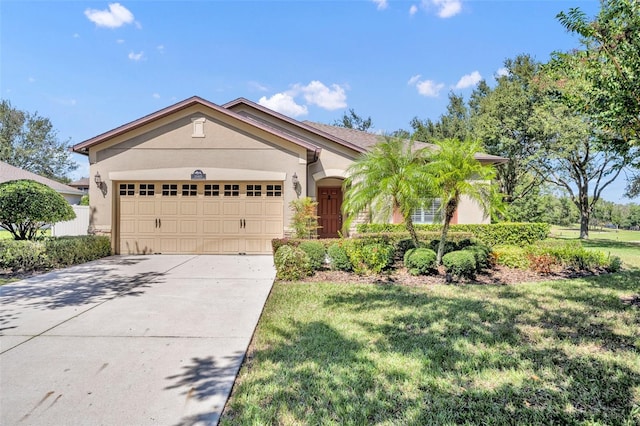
<box><xmin>343</xmin><ymin>136</ymin><xmax>432</xmax><ymax>247</ymax></box>
<box><xmin>427</xmin><ymin>138</ymin><xmax>498</xmax><ymax>264</ymax></box>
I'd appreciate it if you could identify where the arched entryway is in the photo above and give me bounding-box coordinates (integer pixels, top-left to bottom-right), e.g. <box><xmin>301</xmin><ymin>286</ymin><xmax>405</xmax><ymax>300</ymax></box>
<box><xmin>316</xmin><ymin>178</ymin><xmax>344</xmax><ymax>238</ymax></box>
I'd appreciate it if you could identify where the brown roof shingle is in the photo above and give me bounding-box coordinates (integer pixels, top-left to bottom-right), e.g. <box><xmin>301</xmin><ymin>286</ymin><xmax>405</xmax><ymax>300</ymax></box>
<box><xmin>0</xmin><ymin>161</ymin><xmax>84</xmax><ymax>195</ymax></box>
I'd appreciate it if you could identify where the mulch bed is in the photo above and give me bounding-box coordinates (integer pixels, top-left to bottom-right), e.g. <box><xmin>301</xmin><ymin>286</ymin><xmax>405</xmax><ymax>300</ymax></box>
<box><xmin>296</xmin><ymin>263</ymin><xmax>610</xmax><ymax>286</ymax></box>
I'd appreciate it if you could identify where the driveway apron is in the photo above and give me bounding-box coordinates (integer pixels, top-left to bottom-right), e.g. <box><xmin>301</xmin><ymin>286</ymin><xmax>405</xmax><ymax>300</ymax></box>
<box><xmin>0</xmin><ymin>255</ymin><xmax>275</xmax><ymax>426</ymax></box>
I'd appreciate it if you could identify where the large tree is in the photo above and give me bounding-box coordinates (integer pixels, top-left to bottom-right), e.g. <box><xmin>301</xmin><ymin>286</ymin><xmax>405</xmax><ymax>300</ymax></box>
<box><xmin>426</xmin><ymin>139</ymin><xmax>498</xmax><ymax>264</ymax></box>
<box><xmin>0</xmin><ymin>100</ymin><xmax>77</xmax><ymax>182</ymax></box>
<box><xmin>411</xmin><ymin>92</ymin><xmax>471</xmax><ymax>142</ymax></box>
<box><xmin>342</xmin><ymin>137</ymin><xmax>432</xmax><ymax>247</ymax></box>
<box><xmin>333</xmin><ymin>109</ymin><xmax>373</xmax><ymax>132</ymax></box>
<box><xmin>556</xmin><ymin>0</ymin><xmax>640</xmax><ymax>195</ymax></box>
<box><xmin>470</xmin><ymin>54</ymin><xmax>544</xmax><ymax>204</ymax></box>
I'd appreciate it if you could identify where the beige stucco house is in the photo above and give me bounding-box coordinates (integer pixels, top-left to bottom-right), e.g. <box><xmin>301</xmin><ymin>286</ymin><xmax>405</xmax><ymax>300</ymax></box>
<box><xmin>72</xmin><ymin>96</ymin><xmax>506</xmax><ymax>255</ymax></box>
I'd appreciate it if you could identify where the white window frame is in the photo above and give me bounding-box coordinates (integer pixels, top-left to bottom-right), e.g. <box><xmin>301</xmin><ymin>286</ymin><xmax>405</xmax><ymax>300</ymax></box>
<box><xmin>411</xmin><ymin>199</ymin><xmax>441</xmax><ymax>224</ymax></box>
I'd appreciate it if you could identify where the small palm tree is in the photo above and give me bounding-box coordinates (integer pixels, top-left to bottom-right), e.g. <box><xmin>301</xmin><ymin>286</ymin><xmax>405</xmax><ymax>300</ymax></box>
<box><xmin>427</xmin><ymin>138</ymin><xmax>498</xmax><ymax>264</ymax></box>
<box><xmin>343</xmin><ymin>136</ymin><xmax>433</xmax><ymax>247</ymax></box>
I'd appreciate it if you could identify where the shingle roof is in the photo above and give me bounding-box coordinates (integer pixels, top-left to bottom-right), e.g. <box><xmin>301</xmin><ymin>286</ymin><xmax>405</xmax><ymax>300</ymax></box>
<box><xmin>68</xmin><ymin>177</ymin><xmax>90</xmax><ymax>188</ymax></box>
<box><xmin>0</xmin><ymin>161</ymin><xmax>84</xmax><ymax>195</ymax></box>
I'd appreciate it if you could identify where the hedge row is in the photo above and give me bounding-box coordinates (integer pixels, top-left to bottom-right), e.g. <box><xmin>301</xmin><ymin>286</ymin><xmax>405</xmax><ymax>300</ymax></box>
<box><xmin>355</xmin><ymin>223</ymin><xmax>551</xmax><ymax>246</ymax></box>
<box><xmin>0</xmin><ymin>236</ymin><xmax>112</xmax><ymax>273</ymax></box>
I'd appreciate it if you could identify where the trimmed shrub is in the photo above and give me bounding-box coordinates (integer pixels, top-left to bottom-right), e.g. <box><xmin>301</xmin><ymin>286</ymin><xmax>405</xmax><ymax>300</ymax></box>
<box><xmin>0</xmin><ymin>240</ymin><xmax>47</xmax><ymax>272</ymax></box>
<box><xmin>44</xmin><ymin>236</ymin><xmax>111</xmax><ymax>267</ymax></box>
<box><xmin>428</xmin><ymin>239</ymin><xmax>459</xmax><ymax>256</ymax></box>
<box><xmin>607</xmin><ymin>255</ymin><xmax>623</xmax><ymax>272</ymax></box>
<box><xmin>274</xmin><ymin>245</ymin><xmax>312</xmax><ymax>281</ymax></box>
<box><xmin>356</xmin><ymin>223</ymin><xmax>550</xmax><ymax>246</ymax></box>
<box><xmin>442</xmin><ymin>250</ymin><xmax>477</xmax><ymax>280</ymax></box>
<box><xmin>527</xmin><ymin>253</ymin><xmax>558</xmax><ymax>275</ymax></box>
<box><xmin>396</xmin><ymin>238</ymin><xmax>427</xmax><ymax>259</ymax></box>
<box><xmin>327</xmin><ymin>242</ymin><xmax>352</xmax><ymax>271</ymax></box>
<box><xmin>345</xmin><ymin>240</ymin><xmax>395</xmax><ymax>274</ymax></box>
<box><xmin>404</xmin><ymin>248</ymin><xmax>437</xmax><ymax>276</ymax></box>
<box><xmin>493</xmin><ymin>245</ymin><xmax>530</xmax><ymax>269</ymax></box>
<box><xmin>528</xmin><ymin>241</ymin><xmax>610</xmax><ymax>271</ymax></box>
<box><xmin>462</xmin><ymin>244</ymin><xmax>491</xmax><ymax>271</ymax></box>
<box><xmin>298</xmin><ymin>241</ymin><xmax>326</xmax><ymax>271</ymax></box>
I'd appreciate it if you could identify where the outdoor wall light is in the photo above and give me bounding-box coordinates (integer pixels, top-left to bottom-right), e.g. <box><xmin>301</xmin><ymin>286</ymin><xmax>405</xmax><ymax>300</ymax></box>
<box><xmin>94</xmin><ymin>171</ymin><xmax>108</xmax><ymax>197</ymax></box>
<box><xmin>94</xmin><ymin>172</ymin><xmax>102</xmax><ymax>186</ymax></box>
<box><xmin>292</xmin><ymin>172</ymin><xmax>302</xmax><ymax>197</ymax></box>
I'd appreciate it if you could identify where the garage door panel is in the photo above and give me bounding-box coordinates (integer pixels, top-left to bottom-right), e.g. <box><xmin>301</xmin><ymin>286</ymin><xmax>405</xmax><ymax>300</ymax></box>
<box><xmin>244</xmin><ymin>220</ymin><xmax>262</xmax><ymax>234</ymax></box>
<box><xmin>180</xmin><ymin>201</ymin><xmax>198</xmax><ymax>215</ymax></box>
<box><xmin>159</xmin><ymin>219</ymin><xmax>178</xmax><ymax>234</ymax></box>
<box><xmin>202</xmin><ymin>239</ymin><xmax>220</xmax><ymax>253</ymax></box>
<box><xmin>160</xmin><ymin>238</ymin><xmax>178</xmax><ymax>253</ymax></box>
<box><xmin>222</xmin><ymin>239</ymin><xmax>239</xmax><ymax>254</ymax></box>
<box><xmin>180</xmin><ymin>239</ymin><xmax>198</xmax><ymax>253</ymax></box>
<box><xmin>203</xmin><ymin>201</ymin><xmax>221</xmax><ymax>215</ymax></box>
<box><xmin>222</xmin><ymin>201</ymin><xmax>240</xmax><ymax>216</ymax></box>
<box><xmin>161</xmin><ymin>202</ymin><xmax>178</xmax><ymax>215</ymax></box>
<box><xmin>137</xmin><ymin>200</ymin><xmax>156</xmax><ymax>215</ymax></box>
<box><xmin>244</xmin><ymin>239</ymin><xmax>264</xmax><ymax>254</ymax></box>
<box><xmin>264</xmin><ymin>201</ymin><xmax>283</xmax><ymax>216</ymax></box>
<box><xmin>223</xmin><ymin>219</ymin><xmax>240</xmax><ymax>234</ymax></box>
<box><xmin>264</xmin><ymin>220</ymin><xmax>283</xmax><ymax>234</ymax></box>
<box><xmin>137</xmin><ymin>219</ymin><xmax>156</xmax><ymax>234</ymax></box>
<box><xmin>180</xmin><ymin>220</ymin><xmax>198</xmax><ymax>234</ymax></box>
<box><xmin>120</xmin><ymin>200</ymin><xmax>136</xmax><ymax>215</ymax></box>
<box><xmin>244</xmin><ymin>201</ymin><xmax>263</xmax><ymax>216</ymax></box>
<box><xmin>203</xmin><ymin>220</ymin><xmax>221</xmax><ymax>234</ymax></box>
<box><xmin>121</xmin><ymin>238</ymin><xmax>156</xmax><ymax>255</ymax></box>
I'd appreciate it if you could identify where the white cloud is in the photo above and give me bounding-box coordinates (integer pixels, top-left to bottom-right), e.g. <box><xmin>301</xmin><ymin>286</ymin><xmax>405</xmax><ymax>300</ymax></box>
<box><xmin>429</xmin><ymin>0</ymin><xmax>462</xmax><ymax>18</ymax></box>
<box><xmin>409</xmin><ymin>5</ymin><xmax>419</xmax><ymax>15</ymax></box>
<box><xmin>455</xmin><ymin>70</ymin><xmax>482</xmax><ymax>89</ymax></box>
<box><xmin>416</xmin><ymin>80</ymin><xmax>445</xmax><ymax>97</ymax></box>
<box><xmin>157</xmin><ymin>44</ymin><xmax>164</xmax><ymax>52</ymax></box>
<box><xmin>28</xmin><ymin>77</ymin><xmax>36</xmax><ymax>83</ymax></box>
<box><xmin>372</xmin><ymin>0</ymin><xmax>388</xmax><ymax>10</ymax></box>
<box><xmin>407</xmin><ymin>74</ymin><xmax>422</xmax><ymax>85</ymax></box>
<box><xmin>248</xmin><ymin>81</ymin><xmax>269</xmax><ymax>92</ymax></box>
<box><xmin>85</xmin><ymin>3</ymin><xmax>135</xmax><ymax>28</ymax></box>
<box><xmin>152</xmin><ymin>93</ymin><xmax>160</xmax><ymax>99</ymax></box>
<box><xmin>128</xmin><ymin>51</ymin><xmax>144</xmax><ymax>61</ymax></box>
<box><xmin>293</xmin><ymin>81</ymin><xmax>347</xmax><ymax>110</ymax></box>
<box><xmin>408</xmin><ymin>74</ymin><xmax>444</xmax><ymax>97</ymax></box>
<box><xmin>258</xmin><ymin>93</ymin><xmax>308</xmax><ymax>117</ymax></box>
<box><xmin>116</xmin><ymin>39</ymin><xmax>125</xmax><ymax>44</ymax></box>
<box><xmin>73</xmin><ymin>33</ymin><xmax>80</xmax><ymax>38</ymax></box>
<box><xmin>496</xmin><ymin>67</ymin><xmax>509</xmax><ymax>77</ymax></box>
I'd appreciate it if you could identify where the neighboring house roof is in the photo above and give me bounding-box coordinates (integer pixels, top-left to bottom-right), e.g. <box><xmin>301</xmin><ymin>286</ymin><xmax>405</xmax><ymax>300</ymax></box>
<box><xmin>0</xmin><ymin>161</ymin><xmax>84</xmax><ymax>196</ymax></box>
<box><xmin>68</xmin><ymin>177</ymin><xmax>90</xmax><ymax>188</ymax></box>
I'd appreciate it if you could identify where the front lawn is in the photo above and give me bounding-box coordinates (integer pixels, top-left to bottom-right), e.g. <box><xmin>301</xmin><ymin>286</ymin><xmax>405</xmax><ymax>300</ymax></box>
<box><xmin>221</xmin><ymin>272</ymin><xmax>639</xmax><ymax>424</ymax></box>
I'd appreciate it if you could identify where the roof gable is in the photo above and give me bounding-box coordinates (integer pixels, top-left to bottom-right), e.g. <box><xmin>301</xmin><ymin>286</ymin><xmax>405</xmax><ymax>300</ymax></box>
<box><xmin>0</xmin><ymin>161</ymin><xmax>84</xmax><ymax>195</ymax></box>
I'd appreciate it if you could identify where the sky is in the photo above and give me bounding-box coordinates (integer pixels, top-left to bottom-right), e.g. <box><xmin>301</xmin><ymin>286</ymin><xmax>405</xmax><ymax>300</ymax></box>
<box><xmin>2</xmin><ymin>0</ymin><xmax>634</xmax><ymax>203</ymax></box>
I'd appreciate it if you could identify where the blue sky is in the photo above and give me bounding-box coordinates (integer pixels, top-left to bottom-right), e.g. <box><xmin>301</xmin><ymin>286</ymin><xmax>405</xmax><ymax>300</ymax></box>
<box><xmin>3</xmin><ymin>0</ymin><xmax>633</xmax><ymax>203</ymax></box>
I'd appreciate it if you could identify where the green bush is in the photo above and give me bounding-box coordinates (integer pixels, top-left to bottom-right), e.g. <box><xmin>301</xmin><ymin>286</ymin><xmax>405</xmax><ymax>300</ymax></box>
<box><xmin>356</xmin><ymin>223</ymin><xmax>550</xmax><ymax>246</ymax></box>
<box><xmin>396</xmin><ymin>238</ymin><xmax>427</xmax><ymax>259</ymax></box>
<box><xmin>274</xmin><ymin>245</ymin><xmax>313</xmax><ymax>281</ymax></box>
<box><xmin>404</xmin><ymin>248</ymin><xmax>437</xmax><ymax>276</ymax></box>
<box><xmin>44</xmin><ymin>236</ymin><xmax>111</xmax><ymax>267</ymax></box>
<box><xmin>0</xmin><ymin>240</ymin><xmax>47</xmax><ymax>272</ymax></box>
<box><xmin>462</xmin><ymin>244</ymin><xmax>491</xmax><ymax>271</ymax></box>
<box><xmin>298</xmin><ymin>241</ymin><xmax>326</xmax><ymax>271</ymax></box>
<box><xmin>327</xmin><ymin>242</ymin><xmax>352</xmax><ymax>272</ymax></box>
<box><xmin>442</xmin><ymin>250</ymin><xmax>477</xmax><ymax>279</ymax></box>
<box><xmin>493</xmin><ymin>245</ymin><xmax>530</xmax><ymax>269</ymax></box>
<box><xmin>607</xmin><ymin>255</ymin><xmax>623</xmax><ymax>272</ymax></box>
<box><xmin>346</xmin><ymin>241</ymin><xmax>395</xmax><ymax>274</ymax></box>
<box><xmin>428</xmin><ymin>239</ymin><xmax>459</xmax><ymax>256</ymax></box>
<box><xmin>528</xmin><ymin>241</ymin><xmax>610</xmax><ymax>271</ymax></box>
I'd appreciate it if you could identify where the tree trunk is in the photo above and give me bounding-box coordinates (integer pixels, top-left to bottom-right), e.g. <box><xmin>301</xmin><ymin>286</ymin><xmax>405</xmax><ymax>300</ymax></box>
<box><xmin>405</xmin><ymin>216</ymin><xmax>420</xmax><ymax>248</ymax></box>
<box><xmin>579</xmin><ymin>208</ymin><xmax>590</xmax><ymax>239</ymax></box>
<box><xmin>437</xmin><ymin>198</ymin><xmax>458</xmax><ymax>265</ymax></box>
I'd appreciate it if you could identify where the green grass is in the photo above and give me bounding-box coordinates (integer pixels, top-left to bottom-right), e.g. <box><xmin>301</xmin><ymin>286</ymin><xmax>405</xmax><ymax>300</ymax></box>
<box><xmin>222</xmin><ymin>227</ymin><xmax>640</xmax><ymax>424</ymax></box>
<box><xmin>222</xmin><ymin>276</ymin><xmax>639</xmax><ymax>424</ymax></box>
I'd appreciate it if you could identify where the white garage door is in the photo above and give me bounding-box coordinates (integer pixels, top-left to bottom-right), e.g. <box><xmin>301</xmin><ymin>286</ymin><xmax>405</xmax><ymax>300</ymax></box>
<box><xmin>118</xmin><ymin>181</ymin><xmax>283</xmax><ymax>254</ymax></box>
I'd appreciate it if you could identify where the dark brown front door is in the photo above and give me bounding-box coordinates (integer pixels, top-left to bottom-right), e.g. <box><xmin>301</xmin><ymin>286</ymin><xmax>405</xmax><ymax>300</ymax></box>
<box><xmin>317</xmin><ymin>187</ymin><xmax>342</xmax><ymax>238</ymax></box>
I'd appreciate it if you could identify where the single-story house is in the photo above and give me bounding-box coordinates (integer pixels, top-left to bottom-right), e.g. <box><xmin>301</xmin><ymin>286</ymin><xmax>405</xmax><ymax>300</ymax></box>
<box><xmin>0</xmin><ymin>160</ymin><xmax>84</xmax><ymax>204</ymax></box>
<box><xmin>72</xmin><ymin>96</ymin><xmax>506</xmax><ymax>255</ymax></box>
<box><xmin>68</xmin><ymin>177</ymin><xmax>90</xmax><ymax>194</ymax></box>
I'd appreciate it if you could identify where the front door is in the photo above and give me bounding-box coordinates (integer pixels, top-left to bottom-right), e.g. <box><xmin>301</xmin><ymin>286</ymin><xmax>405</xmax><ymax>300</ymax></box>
<box><xmin>317</xmin><ymin>187</ymin><xmax>342</xmax><ymax>238</ymax></box>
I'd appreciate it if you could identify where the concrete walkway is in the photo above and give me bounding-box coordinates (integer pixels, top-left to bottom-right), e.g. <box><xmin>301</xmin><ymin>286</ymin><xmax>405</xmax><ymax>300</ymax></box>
<box><xmin>0</xmin><ymin>255</ymin><xmax>275</xmax><ymax>426</ymax></box>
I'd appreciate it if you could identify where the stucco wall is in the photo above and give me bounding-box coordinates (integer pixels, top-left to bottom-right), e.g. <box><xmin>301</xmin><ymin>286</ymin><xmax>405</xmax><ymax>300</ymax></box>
<box><xmin>456</xmin><ymin>194</ymin><xmax>490</xmax><ymax>224</ymax></box>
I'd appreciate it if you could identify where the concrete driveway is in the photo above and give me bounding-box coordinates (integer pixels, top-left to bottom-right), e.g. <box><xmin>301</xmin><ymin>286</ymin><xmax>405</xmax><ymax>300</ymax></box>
<box><xmin>0</xmin><ymin>255</ymin><xmax>275</xmax><ymax>426</ymax></box>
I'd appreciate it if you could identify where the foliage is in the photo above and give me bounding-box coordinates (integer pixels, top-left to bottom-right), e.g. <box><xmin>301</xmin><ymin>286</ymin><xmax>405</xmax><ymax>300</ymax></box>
<box><xmin>395</xmin><ymin>238</ymin><xmax>427</xmax><ymax>259</ymax></box>
<box><xmin>428</xmin><ymin>239</ymin><xmax>458</xmax><ymax>256</ymax></box>
<box><xmin>411</xmin><ymin>92</ymin><xmax>471</xmax><ymax>142</ymax></box>
<box><xmin>0</xmin><ymin>99</ymin><xmax>78</xmax><ymax>181</ymax></box>
<box><xmin>289</xmin><ymin>197</ymin><xmax>320</xmax><ymax>239</ymax></box>
<box><xmin>332</xmin><ymin>108</ymin><xmax>373</xmax><ymax>132</ymax></box>
<box><xmin>343</xmin><ymin>136</ymin><xmax>433</xmax><ymax>247</ymax></box>
<box><xmin>80</xmin><ymin>194</ymin><xmax>89</xmax><ymax>206</ymax></box>
<box><xmin>493</xmin><ymin>245</ymin><xmax>530</xmax><ymax>269</ymax></box>
<box><xmin>403</xmin><ymin>248</ymin><xmax>437</xmax><ymax>276</ymax></box>
<box><xmin>462</xmin><ymin>244</ymin><xmax>491</xmax><ymax>272</ymax></box>
<box><xmin>327</xmin><ymin>242</ymin><xmax>352</xmax><ymax>272</ymax></box>
<box><xmin>470</xmin><ymin>54</ymin><xmax>545</xmax><ymax>204</ymax></box>
<box><xmin>441</xmin><ymin>250</ymin><xmax>477</xmax><ymax>279</ymax></box>
<box><xmin>344</xmin><ymin>241</ymin><xmax>395</xmax><ymax>275</ymax></box>
<box><xmin>298</xmin><ymin>241</ymin><xmax>326</xmax><ymax>271</ymax></box>
<box><xmin>607</xmin><ymin>255</ymin><xmax>623</xmax><ymax>272</ymax></box>
<box><xmin>425</xmin><ymin>138</ymin><xmax>499</xmax><ymax>264</ymax></box>
<box><xmin>0</xmin><ymin>179</ymin><xmax>75</xmax><ymax>240</ymax></box>
<box><xmin>356</xmin><ymin>222</ymin><xmax>550</xmax><ymax>247</ymax></box>
<box><xmin>274</xmin><ymin>245</ymin><xmax>313</xmax><ymax>281</ymax></box>
<box><xmin>526</xmin><ymin>253</ymin><xmax>558</xmax><ymax>275</ymax></box>
<box><xmin>0</xmin><ymin>235</ymin><xmax>111</xmax><ymax>273</ymax></box>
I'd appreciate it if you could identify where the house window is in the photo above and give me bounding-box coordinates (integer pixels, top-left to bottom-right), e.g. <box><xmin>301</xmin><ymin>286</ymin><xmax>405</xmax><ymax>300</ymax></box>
<box><xmin>204</xmin><ymin>184</ymin><xmax>219</xmax><ymax>196</ymax></box>
<box><xmin>182</xmin><ymin>184</ymin><xmax>198</xmax><ymax>196</ymax></box>
<box><xmin>119</xmin><ymin>183</ymin><xmax>135</xmax><ymax>196</ymax></box>
<box><xmin>246</xmin><ymin>184</ymin><xmax>262</xmax><ymax>197</ymax></box>
<box><xmin>224</xmin><ymin>184</ymin><xmax>239</xmax><ymax>197</ymax></box>
<box><xmin>162</xmin><ymin>184</ymin><xmax>178</xmax><ymax>196</ymax></box>
<box><xmin>139</xmin><ymin>184</ymin><xmax>155</xmax><ymax>196</ymax></box>
<box><xmin>192</xmin><ymin>117</ymin><xmax>205</xmax><ymax>138</ymax></box>
<box><xmin>412</xmin><ymin>199</ymin><xmax>441</xmax><ymax>224</ymax></box>
<box><xmin>266</xmin><ymin>184</ymin><xmax>282</xmax><ymax>197</ymax></box>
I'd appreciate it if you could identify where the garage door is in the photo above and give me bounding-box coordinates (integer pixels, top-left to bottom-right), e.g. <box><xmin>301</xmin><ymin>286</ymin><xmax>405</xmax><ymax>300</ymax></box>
<box><xmin>118</xmin><ymin>181</ymin><xmax>283</xmax><ymax>254</ymax></box>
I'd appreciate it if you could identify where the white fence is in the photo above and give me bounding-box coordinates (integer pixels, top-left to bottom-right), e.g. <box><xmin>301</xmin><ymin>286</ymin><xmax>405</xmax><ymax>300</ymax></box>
<box><xmin>52</xmin><ymin>205</ymin><xmax>90</xmax><ymax>237</ymax></box>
